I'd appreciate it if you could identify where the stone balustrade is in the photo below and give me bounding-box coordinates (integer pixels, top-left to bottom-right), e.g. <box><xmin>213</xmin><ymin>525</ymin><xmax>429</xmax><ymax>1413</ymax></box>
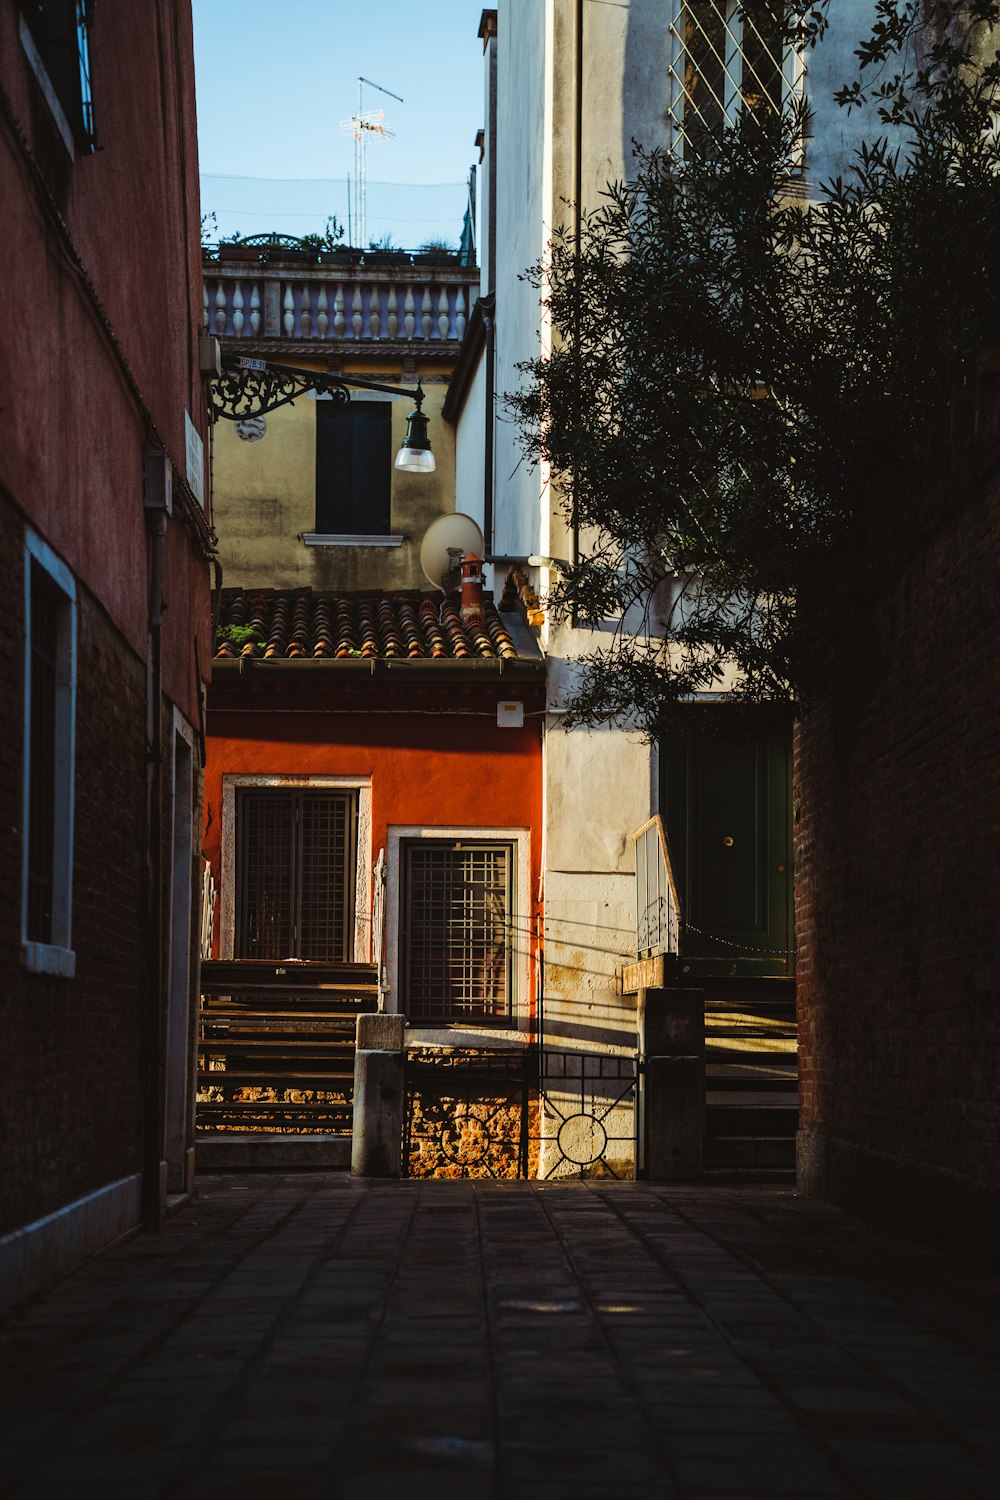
<box><xmin>203</xmin><ymin>260</ymin><xmax>479</xmax><ymax>349</ymax></box>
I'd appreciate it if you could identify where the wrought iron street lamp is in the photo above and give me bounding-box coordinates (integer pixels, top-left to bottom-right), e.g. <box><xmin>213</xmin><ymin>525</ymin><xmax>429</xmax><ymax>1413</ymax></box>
<box><xmin>211</xmin><ymin>353</ymin><xmax>435</xmax><ymax>472</ymax></box>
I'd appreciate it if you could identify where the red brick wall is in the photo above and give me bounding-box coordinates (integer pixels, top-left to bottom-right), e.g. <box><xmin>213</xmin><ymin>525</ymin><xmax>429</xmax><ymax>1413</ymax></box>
<box><xmin>0</xmin><ymin>0</ymin><xmax>211</xmax><ymax>1242</ymax></box>
<box><xmin>0</xmin><ymin>495</ymin><xmax>148</xmax><ymax>1236</ymax></box>
<box><xmin>0</xmin><ymin>0</ymin><xmax>211</xmax><ymax>727</ymax></box>
<box><xmin>794</xmin><ymin>445</ymin><xmax>1000</xmax><ymax>1262</ymax></box>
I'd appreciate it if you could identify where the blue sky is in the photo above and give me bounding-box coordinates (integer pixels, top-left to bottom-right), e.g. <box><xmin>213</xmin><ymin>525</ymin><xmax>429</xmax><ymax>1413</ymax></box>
<box><xmin>193</xmin><ymin>0</ymin><xmax>487</xmax><ymax>247</ymax></box>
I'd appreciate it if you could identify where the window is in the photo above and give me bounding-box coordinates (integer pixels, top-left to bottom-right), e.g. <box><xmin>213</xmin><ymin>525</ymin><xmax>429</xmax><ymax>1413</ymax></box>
<box><xmin>20</xmin><ymin>1</ymin><xmax>96</xmax><ymax>155</ymax></box>
<box><xmin>22</xmin><ymin>532</ymin><xmax>77</xmax><ymax>977</ymax></box>
<box><xmin>236</xmin><ymin>791</ymin><xmax>357</xmax><ymax>960</ymax></box>
<box><xmin>315</xmin><ymin>399</ymin><xmax>392</xmax><ymax>537</ymax></box>
<box><xmin>668</xmin><ymin>2</ymin><xmax>801</xmax><ymax>154</ymax></box>
<box><xmin>401</xmin><ymin>839</ymin><xmax>514</xmax><ymax>1022</ymax></box>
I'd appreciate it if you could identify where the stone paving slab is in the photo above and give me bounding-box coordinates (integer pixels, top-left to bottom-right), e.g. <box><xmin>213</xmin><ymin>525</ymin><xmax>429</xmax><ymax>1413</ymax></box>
<box><xmin>1</xmin><ymin>1176</ymin><xmax>999</xmax><ymax>1499</ymax></box>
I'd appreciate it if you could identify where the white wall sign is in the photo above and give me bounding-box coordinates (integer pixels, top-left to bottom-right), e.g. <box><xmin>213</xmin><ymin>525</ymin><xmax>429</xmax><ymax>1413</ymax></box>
<box><xmin>185</xmin><ymin>410</ymin><xmax>204</xmax><ymax>507</ymax></box>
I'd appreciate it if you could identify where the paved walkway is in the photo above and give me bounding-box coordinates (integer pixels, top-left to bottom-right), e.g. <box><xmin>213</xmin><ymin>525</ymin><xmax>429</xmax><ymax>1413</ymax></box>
<box><xmin>2</xmin><ymin>1176</ymin><xmax>999</xmax><ymax>1500</ymax></box>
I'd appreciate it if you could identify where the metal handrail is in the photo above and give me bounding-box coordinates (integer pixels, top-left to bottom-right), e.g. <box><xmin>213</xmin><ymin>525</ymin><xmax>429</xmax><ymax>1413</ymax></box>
<box><xmin>631</xmin><ymin>815</ymin><xmax>682</xmax><ymax>959</ymax></box>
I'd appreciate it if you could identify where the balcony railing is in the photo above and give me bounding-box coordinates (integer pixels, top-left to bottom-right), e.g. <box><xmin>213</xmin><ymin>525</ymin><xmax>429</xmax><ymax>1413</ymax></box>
<box><xmin>203</xmin><ymin>259</ymin><xmax>479</xmax><ymax>348</ymax></box>
<box><xmin>632</xmin><ymin>815</ymin><xmax>682</xmax><ymax>960</ymax></box>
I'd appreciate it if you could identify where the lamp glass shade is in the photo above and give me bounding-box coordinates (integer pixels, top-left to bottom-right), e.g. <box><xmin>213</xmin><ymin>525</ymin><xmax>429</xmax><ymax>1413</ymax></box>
<box><xmin>395</xmin><ymin>445</ymin><xmax>436</xmax><ymax>472</ymax></box>
<box><xmin>395</xmin><ymin>404</ymin><xmax>434</xmax><ymax>472</ymax></box>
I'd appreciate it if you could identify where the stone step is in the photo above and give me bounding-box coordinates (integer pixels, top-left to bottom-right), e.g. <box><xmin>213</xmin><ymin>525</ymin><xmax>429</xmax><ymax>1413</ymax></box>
<box><xmin>704</xmin><ymin>1134</ymin><xmax>796</xmax><ymax>1168</ymax></box>
<box><xmin>195</xmin><ymin>1133</ymin><xmax>352</xmax><ymax>1171</ymax></box>
<box><xmin>702</xmin><ymin>1165</ymin><xmax>797</xmax><ymax>1184</ymax></box>
<box><xmin>706</xmin><ymin>1104</ymin><xmax>798</xmax><ymax>1137</ymax></box>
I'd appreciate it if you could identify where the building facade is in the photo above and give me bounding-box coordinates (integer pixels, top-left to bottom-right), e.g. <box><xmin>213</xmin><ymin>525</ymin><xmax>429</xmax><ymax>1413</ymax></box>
<box><xmin>450</xmin><ymin>0</ymin><xmax>999</xmax><ymax>1226</ymax></box>
<box><xmin>201</xmin><ymin>237</ymin><xmax>548</xmax><ymax>1155</ymax></box>
<box><xmin>0</xmin><ymin>0</ymin><xmax>213</xmax><ymax>1309</ymax></box>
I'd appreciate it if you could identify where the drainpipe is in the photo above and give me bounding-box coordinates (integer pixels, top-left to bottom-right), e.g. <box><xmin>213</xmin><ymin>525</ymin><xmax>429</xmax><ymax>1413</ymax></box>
<box><xmin>142</xmin><ymin>452</ymin><xmax>171</xmax><ymax>1230</ymax></box>
<box><xmin>571</xmin><ymin>0</ymin><xmax>583</xmax><ymax>579</ymax></box>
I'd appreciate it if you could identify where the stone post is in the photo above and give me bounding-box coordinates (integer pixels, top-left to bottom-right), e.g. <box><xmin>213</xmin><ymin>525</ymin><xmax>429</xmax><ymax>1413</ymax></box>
<box><xmin>351</xmin><ymin>1013</ymin><xmax>407</xmax><ymax>1178</ymax></box>
<box><xmin>638</xmin><ymin>986</ymin><xmax>705</xmax><ymax>1181</ymax></box>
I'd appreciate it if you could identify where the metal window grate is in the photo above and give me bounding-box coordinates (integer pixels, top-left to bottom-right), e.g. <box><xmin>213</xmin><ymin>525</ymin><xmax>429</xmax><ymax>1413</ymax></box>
<box><xmin>402</xmin><ymin>841</ymin><xmax>513</xmax><ymax>1021</ymax></box>
<box><xmin>237</xmin><ymin>791</ymin><xmax>356</xmax><ymax>960</ymax></box>
<box><xmin>668</xmin><ymin>2</ymin><xmax>802</xmax><ymax>154</ymax></box>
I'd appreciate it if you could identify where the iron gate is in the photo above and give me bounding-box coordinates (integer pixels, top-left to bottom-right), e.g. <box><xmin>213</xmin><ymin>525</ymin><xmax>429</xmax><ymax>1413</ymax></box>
<box><xmin>534</xmin><ymin>1049</ymin><xmax>640</xmax><ymax>1180</ymax></box>
<box><xmin>401</xmin><ymin>1045</ymin><xmax>641</xmax><ymax>1180</ymax></box>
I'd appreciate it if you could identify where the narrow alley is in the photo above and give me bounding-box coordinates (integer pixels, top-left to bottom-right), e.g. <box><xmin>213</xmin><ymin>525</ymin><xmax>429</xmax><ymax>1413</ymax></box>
<box><xmin>2</xmin><ymin>1176</ymin><xmax>998</xmax><ymax>1499</ymax></box>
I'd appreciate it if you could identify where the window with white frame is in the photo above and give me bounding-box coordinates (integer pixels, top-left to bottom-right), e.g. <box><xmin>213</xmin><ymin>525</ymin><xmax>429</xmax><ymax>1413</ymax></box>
<box><xmin>668</xmin><ymin>2</ymin><xmax>802</xmax><ymax>153</ymax></box>
<box><xmin>20</xmin><ymin>1</ymin><xmax>97</xmax><ymax>155</ymax></box>
<box><xmin>22</xmin><ymin>531</ymin><xmax>77</xmax><ymax>976</ymax></box>
<box><xmin>400</xmin><ymin>839</ymin><xmax>515</xmax><ymax>1022</ymax></box>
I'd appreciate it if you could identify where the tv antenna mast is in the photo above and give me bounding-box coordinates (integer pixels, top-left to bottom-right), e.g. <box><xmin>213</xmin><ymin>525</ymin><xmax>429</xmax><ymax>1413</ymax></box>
<box><xmin>340</xmin><ymin>77</ymin><xmax>402</xmax><ymax>249</ymax></box>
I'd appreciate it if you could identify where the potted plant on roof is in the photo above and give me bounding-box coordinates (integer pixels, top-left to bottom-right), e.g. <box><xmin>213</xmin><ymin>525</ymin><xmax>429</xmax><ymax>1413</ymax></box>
<box><xmin>414</xmin><ymin>238</ymin><xmax>459</xmax><ymax>268</ymax></box>
<box><xmin>316</xmin><ymin>216</ymin><xmax>361</xmax><ymax>266</ymax></box>
<box><xmin>364</xmin><ymin>232</ymin><xmax>411</xmax><ymax>268</ymax></box>
<box><xmin>218</xmin><ymin>231</ymin><xmax>260</xmax><ymax>263</ymax></box>
<box><xmin>260</xmin><ymin>232</ymin><xmax>317</xmax><ymax>266</ymax></box>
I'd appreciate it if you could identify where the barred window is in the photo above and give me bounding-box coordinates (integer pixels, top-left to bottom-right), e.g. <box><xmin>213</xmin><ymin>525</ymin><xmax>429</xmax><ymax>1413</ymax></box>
<box><xmin>401</xmin><ymin>840</ymin><xmax>514</xmax><ymax>1022</ymax></box>
<box><xmin>669</xmin><ymin>2</ymin><xmax>802</xmax><ymax>153</ymax></box>
<box><xmin>236</xmin><ymin>791</ymin><xmax>357</xmax><ymax>960</ymax></box>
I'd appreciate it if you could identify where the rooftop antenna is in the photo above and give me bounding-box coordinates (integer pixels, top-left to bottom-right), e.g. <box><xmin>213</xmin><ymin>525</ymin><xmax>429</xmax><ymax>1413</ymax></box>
<box><xmin>340</xmin><ymin>77</ymin><xmax>402</xmax><ymax>248</ymax></box>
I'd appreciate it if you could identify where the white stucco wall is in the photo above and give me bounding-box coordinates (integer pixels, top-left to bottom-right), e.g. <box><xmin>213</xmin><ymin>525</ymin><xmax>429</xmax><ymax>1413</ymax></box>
<box><xmin>453</xmin><ymin>350</ymin><xmax>487</xmax><ymax>536</ymax></box>
<box><xmin>804</xmin><ymin>2</ymin><xmax>904</xmax><ymax>191</ymax></box>
<box><xmin>492</xmin><ymin>0</ymin><xmax>550</xmax><ymax>563</ymax></box>
<box><xmin>477</xmin><ymin>0</ymin><xmax>898</xmax><ymax>1091</ymax></box>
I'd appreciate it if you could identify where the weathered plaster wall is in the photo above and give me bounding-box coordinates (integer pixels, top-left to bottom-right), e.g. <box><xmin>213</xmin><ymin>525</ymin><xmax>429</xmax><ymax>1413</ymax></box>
<box><xmin>213</xmin><ymin>365</ymin><xmax>457</xmax><ymax>593</ymax></box>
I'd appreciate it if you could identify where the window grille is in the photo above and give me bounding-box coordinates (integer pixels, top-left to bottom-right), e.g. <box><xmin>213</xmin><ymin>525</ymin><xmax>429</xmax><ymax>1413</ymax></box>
<box><xmin>236</xmin><ymin>791</ymin><xmax>356</xmax><ymax>960</ymax></box>
<box><xmin>401</xmin><ymin>840</ymin><xmax>514</xmax><ymax>1022</ymax></box>
<box><xmin>668</xmin><ymin>2</ymin><xmax>802</xmax><ymax>154</ymax></box>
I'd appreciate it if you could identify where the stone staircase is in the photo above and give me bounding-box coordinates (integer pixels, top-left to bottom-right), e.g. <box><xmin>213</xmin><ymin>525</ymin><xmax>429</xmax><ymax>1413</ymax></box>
<box><xmin>701</xmin><ymin>978</ymin><xmax>797</xmax><ymax>1182</ymax></box>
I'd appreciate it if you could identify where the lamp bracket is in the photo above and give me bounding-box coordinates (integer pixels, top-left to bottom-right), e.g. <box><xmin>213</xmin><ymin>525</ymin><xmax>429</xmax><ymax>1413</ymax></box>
<box><xmin>211</xmin><ymin>353</ymin><xmax>423</xmax><ymax>422</ymax></box>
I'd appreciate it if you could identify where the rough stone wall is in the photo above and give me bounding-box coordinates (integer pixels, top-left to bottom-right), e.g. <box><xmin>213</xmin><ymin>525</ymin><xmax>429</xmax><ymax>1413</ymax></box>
<box><xmin>0</xmin><ymin>493</ymin><xmax>147</xmax><ymax>1235</ymax></box>
<box><xmin>795</xmin><ymin>444</ymin><xmax>1000</xmax><ymax>1263</ymax></box>
<box><xmin>405</xmin><ymin>1050</ymin><xmax>539</xmax><ymax>1179</ymax></box>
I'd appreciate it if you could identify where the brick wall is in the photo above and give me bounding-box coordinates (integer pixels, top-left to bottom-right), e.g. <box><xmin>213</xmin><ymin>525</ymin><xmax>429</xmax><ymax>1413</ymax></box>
<box><xmin>0</xmin><ymin>494</ymin><xmax>148</xmax><ymax>1237</ymax></box>
<box><xmin>794</xmin><ymin>443</ymin><xmax>1000</xmax><ymax>1263</ymax></box>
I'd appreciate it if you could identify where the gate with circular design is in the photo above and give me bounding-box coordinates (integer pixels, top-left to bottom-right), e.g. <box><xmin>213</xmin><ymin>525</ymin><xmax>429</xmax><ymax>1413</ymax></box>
<box><xmin>400</xmin><ymin>1046</ymin><xmax>640</xmax><ymax>1180</ymax></box>
<box><xmin>534</xmin><ymin>1050</ymin><xmax>639</xmax><ymax>1180</ymax></box>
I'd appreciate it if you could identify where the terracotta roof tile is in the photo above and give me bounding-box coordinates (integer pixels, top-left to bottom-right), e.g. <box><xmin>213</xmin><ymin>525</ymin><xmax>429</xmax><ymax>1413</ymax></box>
<box><xmin>215</xmin><ymin>588</ymin><xmax>522</xmax><ymax>663</ymax></box>
<box><xmin>500</xmin><ymin>567</ymin><xmax>546</xmax><ymax>627</ymax></box>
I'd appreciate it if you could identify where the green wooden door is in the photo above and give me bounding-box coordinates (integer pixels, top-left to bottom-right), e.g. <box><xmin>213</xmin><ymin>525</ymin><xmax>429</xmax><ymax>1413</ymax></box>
<box><xmin>662</xmin><ymin>720</ymin><xmax>793</xmax><ymax>977</ymax></box>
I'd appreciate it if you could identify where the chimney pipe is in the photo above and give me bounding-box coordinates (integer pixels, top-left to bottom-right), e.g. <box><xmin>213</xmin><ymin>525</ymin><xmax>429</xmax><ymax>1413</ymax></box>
<box><xmin>460</xmin><ymin>552</ymin><xmax>485</xmax><ymax>626</ymax></box>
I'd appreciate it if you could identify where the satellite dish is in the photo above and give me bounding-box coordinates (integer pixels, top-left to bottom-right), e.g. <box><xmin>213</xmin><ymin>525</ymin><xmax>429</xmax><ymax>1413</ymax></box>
<box><xmin>420</xmin><ymin>513</ymin><xmax>485</xmax><ymax>593</ymax></box>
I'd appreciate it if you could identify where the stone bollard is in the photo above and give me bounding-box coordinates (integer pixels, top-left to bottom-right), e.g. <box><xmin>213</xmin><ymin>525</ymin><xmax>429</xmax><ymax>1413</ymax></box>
<box><xmin>351</xmin><ymin>1013</ymin><xmax>407</xmax><ymax>1178</ymax></box>
<box><xmin>638</xmin><ymin>987</ymin><xmax>705</xmax><ymax>1181</ymax></box>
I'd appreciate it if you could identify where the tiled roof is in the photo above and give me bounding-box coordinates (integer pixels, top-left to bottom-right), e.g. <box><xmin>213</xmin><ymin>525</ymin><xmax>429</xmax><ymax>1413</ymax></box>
<box><xmin>215</xmin><ymin>589</ymin><xmax>521</xmax><ymax>663</ymax></box>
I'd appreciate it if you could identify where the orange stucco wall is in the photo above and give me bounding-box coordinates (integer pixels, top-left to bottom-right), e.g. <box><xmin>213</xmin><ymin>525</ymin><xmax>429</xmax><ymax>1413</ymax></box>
<box><xmin>204</xmin><ymin>709</ymin><xmax>543</xmax><ymax>1003</ymax></box>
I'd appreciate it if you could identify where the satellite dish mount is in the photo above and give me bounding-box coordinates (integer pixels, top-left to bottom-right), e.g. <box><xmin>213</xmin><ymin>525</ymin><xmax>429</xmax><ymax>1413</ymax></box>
<box><xmin>419</xmin><ymin>513</ymin><xmax>486</xmax><ymax>594</ymax></box>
